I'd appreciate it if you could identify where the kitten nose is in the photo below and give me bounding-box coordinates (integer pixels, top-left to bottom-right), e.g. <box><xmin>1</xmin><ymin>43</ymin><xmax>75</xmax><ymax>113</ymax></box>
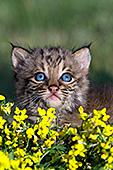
<box><xmin>49</xmin><ymin>85</ymin><xmax>59</xmax><ymax>94</ymax></box>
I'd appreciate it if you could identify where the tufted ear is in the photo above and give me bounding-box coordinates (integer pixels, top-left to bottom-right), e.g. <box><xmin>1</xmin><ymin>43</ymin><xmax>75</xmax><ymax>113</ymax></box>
<box><xmin>73</xmin><ymin>47</ymin><xmax>91</xmax><ymax>74</ymax></box>
<box><xmin>11</xmin><ymin>45</ymin><xmax>30</xmax><ymax>71</ymax></box>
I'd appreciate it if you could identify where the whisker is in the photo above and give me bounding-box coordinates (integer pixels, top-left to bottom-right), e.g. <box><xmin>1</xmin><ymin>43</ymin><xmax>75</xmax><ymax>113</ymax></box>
<box><xmin>26</xmin><ymin>97</ymin><xmax>42</xmax><ymax>112</ymax></box>
<box><xmin>61</xmin><ymin>90</ymin><xmax>69</xmax><ymax>94</ymax></box>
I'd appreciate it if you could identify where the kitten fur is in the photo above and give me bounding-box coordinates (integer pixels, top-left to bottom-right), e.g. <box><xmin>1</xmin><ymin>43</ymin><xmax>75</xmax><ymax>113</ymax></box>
<box><xmin>11</xmin><ymin>45</ymin><xmax>113</xmax><ymax>126</ymax></box>
<box><xmin>86</xmin><ymin>85</ymin><xmax>113</xmax><ymax>123</ymax></box>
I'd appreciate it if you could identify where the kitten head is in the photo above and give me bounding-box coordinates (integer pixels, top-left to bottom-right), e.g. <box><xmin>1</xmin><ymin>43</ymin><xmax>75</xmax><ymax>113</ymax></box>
<box><xmin>11</xmin><ymin>45</ymin><xmax>91</xmax><ymax>124</ymax></box>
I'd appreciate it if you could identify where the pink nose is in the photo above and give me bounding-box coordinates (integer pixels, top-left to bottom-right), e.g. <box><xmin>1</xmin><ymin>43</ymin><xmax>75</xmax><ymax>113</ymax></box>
<box><xmin>49</xmin><ymin>86</ymin><xmax>59</xmax><ymax>94</ymax></box>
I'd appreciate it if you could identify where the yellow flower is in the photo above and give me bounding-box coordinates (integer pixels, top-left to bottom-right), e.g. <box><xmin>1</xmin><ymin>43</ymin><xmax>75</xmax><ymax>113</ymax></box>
<box><xmin>37</xmin><ymin>121</ymin><xmax>50</xmax><ymax>139</ymax></box>
<box><xmin>73</xmin><ymin>143</ymin><xmax>87</xmax><ymax>157</ymax></box>
<box><xmin>13</xmin><ymin>143</ymin><xmax>18</xmax><ymax>148</ymax></box>
<box><xmin>44</xmin><ymin>139</ymin><xmax>55</xmax><ymax>148</ymax></box>
<box><xmin>47</xmin><ymin>107</ymin><xmax>56</xmax><ymax>120</ymax></box>
<box><xmin>26</xmin><ymin>128</ymin><xmax>34</xmax><ymax>139</ymax></box>
<box><xmin>93</xmin><ymin>109</ymin><xmax>99</xmax><ymax>115</ymax></box>
<box><xmin>21</xmin><ymin>108</ymin><xmax>27</xmax><ymax>115</ymax></box>
<box><xmin>5</xmin><ymin>124</ymin><xmax>10</xmax><ymax>136</ymax></box>
<box><xmin>13</xmin><ymin>107</ymin><xmax>28</xmax><ymax>122</ymax></box>
<box><xmin>101</xmin><ymin>153</ymin><xmax>109</xmax><ymax>159</ymax></box>
<box><xmin>110</xmin><ymin>147</ymin><xmax>113</xmax><ymax>153</ymax></box>
<box><xmin>13</xmin><ymin>114</ymin><xmax>21</xmax><ymax>122</ymax></box>
<box><xmin>5</xmin><ymin>140</ymin><xmax>12</xmax><ymax>145</ymax></box>
<box><xmin>102</xmin><ymin>114</ymin><xmax>110</xmax><ymax>121</ymax></box>
<box><xmin>69</xmin><ymin>150</ymin><xmax>74</xmax><ymax>156</ymax></box>
<box><xmin>93</xmin><ymin>108</ymin><xmax>110</xmax><ymax>123</ymax></box>
<box><xmin>13</xmin><ymin>113</ymin><xmax>28</xmax><ymax>122</ymax></box>
<box><xmin>0</xmin><ymin>116</ymin><xmax>6</xmax><ymax>129</ymax></box>
<box><xmin>69</xmin><ymin>127</ymin><xmax>77</xmax><ymax>134</ymax></box>
<box><xmin>12</xmin><ymin>120</ymin><xmax>19</xmax><ymax>130</ymax></box>
<box><xmin>25</xmin><ymin>158</ymin><xmax>33</xmax><ymax>166</ymax></box>
<box><xmin>10</xmin><ymin>159</ymin><xmax>20</xmax><ymax>169</ymax></box>
<box><xmin>37</xmin><ymin>107</ymin><xmax>46</xmax><ymax>116</ymax></box>
<box><xmin>14</xmin><ymin>148</ymin><xmax>25</xmax><ymax>157</ymax></box>
<box><xmin>14</xmin><ymin>107</ymin><xmax>21</xmax><ymax>114</ymax></box>
<box><xmin>101</xmin><ymin>143</ymin><xmax>106</xmax><ymax>148</ymax></box>
<box><xmin>68</xmin><ymin>156</ymin><xmax>79</xmax><ymax>170</ymax></box>
<box><xmin>0</xmin><ymin>151</ymin><xmax>10</xmax><ymax>169</ymax></box>
<box><xmin>78</xmin><ymin>106</ymin><xmax>84</xmax><ymax>114</ymax></box>
<box><xmin>0</xmin><ymin>136</ymin><xmax>2</xmax><ymax>144</ymax></box>
<box><xmin>32</xmin><ymin>151</ymin><xmax>43</xmax><ymax>163</ymax></box>
<box><xmin>31</xmin><ymin>146</ymin><xmax>38</xmax><ymax>151</ymax></box>
<box><xmin>50</xmin><ymin>130</ymin><xmax>59</xmax><ymax>140</ymax></box>
<box><xmin>107</xmin><ymin>156</ymin><xmax>113</xmax><ymax>164</ymax></box>
<box><xmin>103</xmin><ymin>125</ymin><xmax>113</xmax><ymax>136</ymax></box>
<box><xmin>47</xmin><ymin>107</ymin><xmax>55</xmax><ymax>114</ymax></box>
<box><xmin>101</xmin><ymin>142</ymin><xmax>110</xmax><ymax>149</ymax></box>
<box><xmin>105</xmin><ymin>163</ymin><xmax>113</xmax><ymax>169</ymax></box>
<box><xmin>34</xmin><ymin>124</ymin><xmax>39</xmax><ymax>131</ymax></box>
<box><xmin>0</xmin><ymin>95</ymin><xmax>5</xmax><ymax>101</ymax></box>
<box><xmin>78</xmin><ymin>112</ymin><xmax>88</xmax><ymax>120</ymax></box>
<box><xmin>72</xmin><ymin>136</ymin><xmax>79</xmax><ymax>141</ymax></box>
<box><xmin>100</xmin><ymin>108</ymin><xmax>106</xmax><ymax>115</ymax></box>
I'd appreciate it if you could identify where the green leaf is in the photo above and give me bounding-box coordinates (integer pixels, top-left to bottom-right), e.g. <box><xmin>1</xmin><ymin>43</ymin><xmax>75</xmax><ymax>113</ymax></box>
<box><xmin>9</xmin><ymin>151</ymin><xmax>14</xmax><ymax>160</ymax></box>
<box><xmin>55</xmin><ymin>145</ymin><xmax>66</xmax><ymax>151</ymax></box>
<box><xmin>50</xmin><ymin>149</ymin><xmax>56</xmax><ymax>154</ymax></box>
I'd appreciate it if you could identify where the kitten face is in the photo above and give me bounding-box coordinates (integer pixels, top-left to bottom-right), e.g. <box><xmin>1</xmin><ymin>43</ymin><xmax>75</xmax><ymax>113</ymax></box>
<box><xmin>11</xmin><ymin>45</ymin><xmax>91</xmax><ymax>125</ymax></box>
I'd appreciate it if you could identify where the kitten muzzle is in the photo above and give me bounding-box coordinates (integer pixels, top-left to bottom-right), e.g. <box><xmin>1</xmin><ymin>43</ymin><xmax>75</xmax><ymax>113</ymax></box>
<box><xmin>48</xmin><ymin>85</ymin><xmax>61</xmax><ymax>101</ymax></box>
<box><xmin>49</xmin><ymin>94</ymin><xmax>61</xmax><ymax>101</ymax></box>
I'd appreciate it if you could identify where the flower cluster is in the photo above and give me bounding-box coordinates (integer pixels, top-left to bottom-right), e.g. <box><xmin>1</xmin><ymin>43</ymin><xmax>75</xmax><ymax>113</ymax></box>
<box><xmin>0</xmin><ymin>94</ymin><xmax>113</xmax><ymax>170</ymax></box>
<box><xmin>60</xmin><ymin>106</ymin><xmax>113</xmax><ymax>170</ymax></box>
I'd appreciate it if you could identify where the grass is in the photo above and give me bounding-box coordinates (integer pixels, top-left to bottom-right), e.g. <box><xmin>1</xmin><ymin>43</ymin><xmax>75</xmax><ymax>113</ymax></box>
<box><xmin>0</xmin><ymin>0</ymin><xmax>113</xmax><ymax>100</ymax></box>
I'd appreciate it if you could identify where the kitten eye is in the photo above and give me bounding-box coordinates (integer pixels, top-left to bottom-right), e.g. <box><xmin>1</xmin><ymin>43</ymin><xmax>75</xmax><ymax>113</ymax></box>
<box><xmin>35</xmin><ymin>72</ymin><xmax>46</xmax><ymax>81</ymax></box>
<box><xmin>61</xmin><ymin>73</ymin><xmax>72</xmax><ymax>82</ymax></box>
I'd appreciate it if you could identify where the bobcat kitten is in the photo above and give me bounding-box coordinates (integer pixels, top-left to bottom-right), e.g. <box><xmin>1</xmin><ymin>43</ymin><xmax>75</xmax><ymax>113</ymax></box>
<box><xmin>11</xmin><ymin>45</ymin><xmax>91</xmax><ymax>126</ymax></box>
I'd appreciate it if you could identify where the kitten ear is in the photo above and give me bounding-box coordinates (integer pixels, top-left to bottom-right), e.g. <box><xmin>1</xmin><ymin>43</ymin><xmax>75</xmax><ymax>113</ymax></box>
<box><xmin>11</xmin><ymin>45</ymin><xmax>30</xmax><ymax>70</ymax></box>
<box><xmin>73</xmin><ymin>47</ymin><xmax>91</xmax><ymax>74</ymax></box>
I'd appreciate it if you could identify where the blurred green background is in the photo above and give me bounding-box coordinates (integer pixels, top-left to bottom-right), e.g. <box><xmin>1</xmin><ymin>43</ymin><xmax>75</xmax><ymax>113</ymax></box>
<box><xmin>1</xmin><ymin>0</ymin><xmax>113</xmax><ymax>101</ymax></box>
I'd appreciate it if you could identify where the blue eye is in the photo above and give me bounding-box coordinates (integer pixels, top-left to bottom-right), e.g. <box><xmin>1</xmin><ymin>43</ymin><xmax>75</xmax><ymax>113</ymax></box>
<box><xmin>61</xmin><ymin>73</ymin><xmax>72</xmax><ymax>82</ymax></box>
<box><xmin>35</xmin><ymin>73</ymin><xmax>45</xmax><ymax>81</ymax></box>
